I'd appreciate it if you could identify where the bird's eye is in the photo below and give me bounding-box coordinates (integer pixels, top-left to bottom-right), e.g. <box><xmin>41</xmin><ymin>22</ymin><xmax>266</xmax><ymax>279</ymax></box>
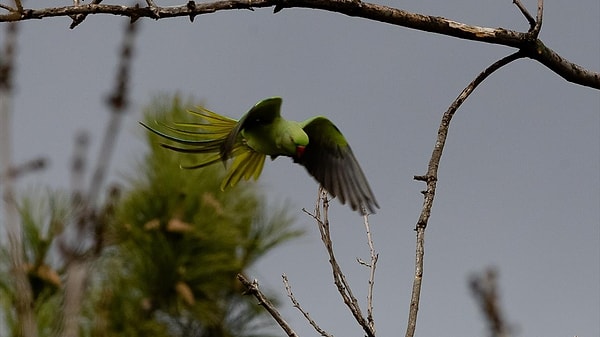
<box><xmin>252</xmin><ymin>117</ymin><xmax>269</xmax><ymax>126</ymax></box>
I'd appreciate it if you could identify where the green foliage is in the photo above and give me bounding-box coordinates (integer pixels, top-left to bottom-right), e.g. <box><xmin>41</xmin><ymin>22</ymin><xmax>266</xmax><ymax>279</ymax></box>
<box><xmin>0</xmin><ymin>188</ymin><xmax>69</xmax><ymax>336</ymax></box>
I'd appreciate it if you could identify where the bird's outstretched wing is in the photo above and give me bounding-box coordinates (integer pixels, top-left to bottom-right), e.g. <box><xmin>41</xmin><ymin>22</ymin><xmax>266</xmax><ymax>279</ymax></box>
<box><xmin>298</xmin><ymin>117</ymin><xmax>379</xmax><ymax>215</ymax></box>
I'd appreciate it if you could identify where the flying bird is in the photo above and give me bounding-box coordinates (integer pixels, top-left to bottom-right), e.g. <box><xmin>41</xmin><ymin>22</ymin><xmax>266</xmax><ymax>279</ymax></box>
<box><xmin>140</xmin><ymin>97</ymin><xmax>379</xmax><ymax>215</ymax></box>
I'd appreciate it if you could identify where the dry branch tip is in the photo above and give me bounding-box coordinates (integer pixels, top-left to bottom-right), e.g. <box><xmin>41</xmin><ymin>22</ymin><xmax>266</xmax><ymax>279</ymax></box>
<box><xmin>469</xmin><ymin>268</ymin><xmax>512</xmax><ymax>337</ymax></box>
<box><xmin>238</xmin><ymin>273</ymin><xmax>298</xmax><ymax>336</ymax></box>
<box><xmin>282</xmin><ymin>274</ymin><xmax>333</xmax><ymax>337</ymax></box>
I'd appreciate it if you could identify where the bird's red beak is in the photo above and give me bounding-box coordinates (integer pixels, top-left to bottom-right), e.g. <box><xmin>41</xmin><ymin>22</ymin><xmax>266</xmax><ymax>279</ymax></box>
<box><xmin>296</xmin><ymin>145</ymin><xmax>306</xmax><ymax>158</ymax></box>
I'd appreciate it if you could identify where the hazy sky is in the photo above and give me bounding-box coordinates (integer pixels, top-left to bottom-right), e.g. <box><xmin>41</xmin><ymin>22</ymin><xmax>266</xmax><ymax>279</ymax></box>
<box><xmin>3</xmin><ymin>0</ymin><xmax>599</xmax><ymax>336</ymax></box>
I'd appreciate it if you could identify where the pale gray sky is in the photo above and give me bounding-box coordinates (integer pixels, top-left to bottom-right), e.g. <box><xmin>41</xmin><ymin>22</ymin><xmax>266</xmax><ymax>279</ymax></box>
<box><xmin>5</xmin><ymin>0</ymin><xmax>600</xmax><ymax>336</ymax></box>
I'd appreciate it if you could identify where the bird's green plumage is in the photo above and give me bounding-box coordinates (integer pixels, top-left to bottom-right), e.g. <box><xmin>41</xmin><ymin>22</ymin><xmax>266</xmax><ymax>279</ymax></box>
<box><xmin>301</xmin><ymin>116</ymin><xmax>349</xmax><ymax>148</ymax></box>
<box><xmin>141</xmin><ymin>97</ymin><xmax>379</xmax><ymax>214</ymax></box>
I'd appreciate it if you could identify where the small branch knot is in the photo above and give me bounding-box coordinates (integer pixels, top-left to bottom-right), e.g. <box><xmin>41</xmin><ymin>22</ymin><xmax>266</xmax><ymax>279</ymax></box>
<box><xmin>273</xmin><ymin>0</ymin><xmax>286</xmax><ymax>13</ymax></box>
<box><xmin>187</xmin><ymin>1</ymin><xmax>197</xmax><ymax>22</ymax></box>
<box><xmin>413</xmin><ymin>174</ymin><xmax>436</xmax><ymax>182</ymax></box>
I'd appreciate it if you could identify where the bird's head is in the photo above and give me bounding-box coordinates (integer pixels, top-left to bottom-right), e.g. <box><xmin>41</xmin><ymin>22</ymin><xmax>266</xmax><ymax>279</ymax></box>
<box><xmin>281</xmin><ymin>123</ymin><xmax>309</xmax><ymax>158</ymax></box>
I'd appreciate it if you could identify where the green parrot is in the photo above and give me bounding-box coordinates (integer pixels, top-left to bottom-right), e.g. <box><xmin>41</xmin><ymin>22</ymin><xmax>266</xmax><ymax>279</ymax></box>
<box><xmin>141</xmin><ymin>97</ymin><xmax>379</xmax><ymax>215</ymax></box>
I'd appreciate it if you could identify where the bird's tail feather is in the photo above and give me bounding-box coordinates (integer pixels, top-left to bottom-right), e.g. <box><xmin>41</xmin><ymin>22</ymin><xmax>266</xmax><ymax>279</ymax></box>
<box><xmin>171</xmin><ymin>122</ymin><xmax>234</xmax><ymax>137</ymax></box>
<box><xmin>160</xmin><ymin>143</ymin><xmax>222</xmax><ymax>154</ymax></box>
<box><xmin>142</xmin><ymin>105</ymin><xmax>267</xmax><ymax>189</ymax></box>
<box><xmin>220</xmin><ymin>150</ymin><xmax>266</xmax><ymax>191</ymax></box>
<box><xmin>179</xmin><ymin>153</ymin><xmax>223</xmax><ymax>169</ymax></box>
<box><xmin>141</xmin><ymin>105</ymin><xmax>240</xmax><ymax>151</ymax></box>
<box><xmin>188</xmin><ymin>106</ymin><xmax>237</xmax><ymax>127</ymax></box>
<box><xmin>140</xmin><ymin>121</ymin><xmax>224</xmax><ymax>146</ymax></box>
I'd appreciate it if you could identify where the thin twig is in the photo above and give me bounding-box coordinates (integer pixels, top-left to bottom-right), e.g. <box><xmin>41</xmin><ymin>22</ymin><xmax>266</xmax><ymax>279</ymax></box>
<box><xmin>13</xmin><ymin>0</ymin><xmax>22</xmax><ymax>12</ymax></box>
<box><xmin>513</xmin><ymin>0</ymin><xmax>543</xmax><ymax>36</ymax></box>
<box><xmin>282</xmin><ymin>274</ymin><xmax>333</xmax><ymax>337</ymax></box>
<box><xmin>470</xmin><ymin>268</ymin><xmax>511</xmax><ymax>337</ymax></box>
<box><xmin>362</xmin><ymin>213</ymin><xmax>378</xmax><ymax>332</ymax></box>
<box><xmin>237</xmin><ymin>274</ymin><xmax>298</xmax><ymax>337</ymax></box>
<box><xmin>405</xmin><ymin>51</ymin><xmax>526</xmax><ymax>337</ymax></box>
<box><xmin>532</xmin><ymin>0</ymin><xmax>543</xmax><ymax>36</ymax></box>
<box><xmin>0</xmin><ymin>3</ymin><xmax>15</xmax><ymax>12</ymax></box>
<box><xmin>70</xmin><ymin>132</ymin><xmax>88</xmax><ymax>212</ymax></box>
<box><xmin>512</xmin><ymin>0</ymin><xmax>535</xmax><ymax>29</ymax></box>
<box><xmin>0</xmin><ymin>157</ymin><xmax>46</xmax><ymax>183</ymax></box>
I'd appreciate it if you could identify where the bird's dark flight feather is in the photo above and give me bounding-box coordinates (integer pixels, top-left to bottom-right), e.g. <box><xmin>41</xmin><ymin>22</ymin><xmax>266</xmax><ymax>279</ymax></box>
<box><xmin>298</xmin><ymin>117</ymin><xmax>379</xmax><ymax>215</ymax></box>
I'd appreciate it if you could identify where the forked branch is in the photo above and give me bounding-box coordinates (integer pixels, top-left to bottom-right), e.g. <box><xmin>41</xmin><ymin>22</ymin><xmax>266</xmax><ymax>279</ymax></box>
<box><xmin>303</xmin><ymin>187</ymin><xmax>375</xmax><ymax>337</ymax></box>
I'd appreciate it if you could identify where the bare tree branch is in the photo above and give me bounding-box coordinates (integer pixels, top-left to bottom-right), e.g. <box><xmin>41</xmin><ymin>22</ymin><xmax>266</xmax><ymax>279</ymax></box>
<box><xmin>0</xmin><ymin>1</ymin><xmax>596</xmax><ymax>89</ymax></box>
<box><xmin>406</xmin><ymin>51</ymin><xmax>526</xmax><ymax>337</ymax></box>
<box><xmin>237</xmin><ymin>274</ymin><xmax>298</xmax><ymax>337</ymax></box>
<box><xmin>282</xmin><ymin>274</ymin><xmax>333</xmax><ymax>337</ymax></box>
